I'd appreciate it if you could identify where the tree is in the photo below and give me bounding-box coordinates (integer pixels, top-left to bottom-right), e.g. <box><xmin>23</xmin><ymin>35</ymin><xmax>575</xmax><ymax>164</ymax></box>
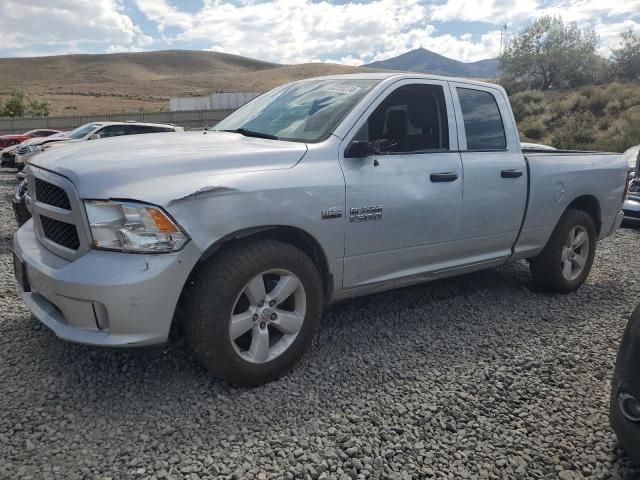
<box><xmin>2</xmin><ymin>89</ymin><xmax>28</xmax><ymax>117</ymax></box>
<box><xmin>500</xmin><ymin>16</ymin><xmax>604</xmax><ymax>90</ymax></box>
<box><xmin>611</xmin><ymin>29</ymin><xmax>640</xmax><ymax>81</ymax></box>
<box><xmin>0</xmin><ymin>89</ymin><xmax>50</xmax><ymax>117</ymax></box>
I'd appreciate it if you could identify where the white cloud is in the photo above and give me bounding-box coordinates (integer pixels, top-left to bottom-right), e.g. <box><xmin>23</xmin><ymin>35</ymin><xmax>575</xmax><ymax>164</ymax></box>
<box><xmin>133</xmin><ymin>0</ymin><xmax>508</xmax><ymax>64</ymax></box>
<box><xmin>428</xmin><ymin>0</ymin><xmax>535</xmax><ymax>23</ymax></box>
<box><xmin>595</xmin><ymin>19</ymin><xmax>640</xmax><ymax>54</ymax></box>
<box><xmin>0</xmin><ymin>0</ymin><xmax>152</xmax><ymax>52</ymax></box>
<box><xmin>2</xmin><ymin>0</ymin><xmax>639</xmax><ymax>64</ymax></box>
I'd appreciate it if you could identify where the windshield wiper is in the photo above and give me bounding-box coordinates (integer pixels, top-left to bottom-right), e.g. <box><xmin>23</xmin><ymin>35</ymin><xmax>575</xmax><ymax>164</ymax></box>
<box><xmin>220</xmin><ymin>128</ymin><xmax>279</xmax><ymax>140</ymax></box>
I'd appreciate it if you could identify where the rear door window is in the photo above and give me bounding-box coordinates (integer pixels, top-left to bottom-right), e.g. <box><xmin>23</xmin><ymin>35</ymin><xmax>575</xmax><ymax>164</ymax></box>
<box><xmin>456</xmin><ymin>88</ymin><xmax>506</xmax><ymax>151</ymax></box>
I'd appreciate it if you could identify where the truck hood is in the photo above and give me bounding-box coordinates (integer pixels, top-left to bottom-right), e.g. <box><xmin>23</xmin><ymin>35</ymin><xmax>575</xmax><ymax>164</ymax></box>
<box><xmin>29</xmin><ymin>131</ymin><xmax>308</xmax><ymax>203</ymax></box>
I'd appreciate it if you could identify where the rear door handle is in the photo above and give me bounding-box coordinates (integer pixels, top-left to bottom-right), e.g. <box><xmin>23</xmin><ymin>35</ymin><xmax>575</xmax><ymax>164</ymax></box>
<box><xmin>430</xmin><ymin>172</ymin><xmax>459</xmax><ymax>182</ymax></box>
<box><xmin>501</xmin><ymin>169</ymin><xmax>523</xmax><ymax>178</ymax></box>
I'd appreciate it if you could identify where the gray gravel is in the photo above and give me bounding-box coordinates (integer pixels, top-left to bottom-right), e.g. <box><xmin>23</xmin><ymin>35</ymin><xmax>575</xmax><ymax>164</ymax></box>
<box><xmin>1</xmin><ymin>167</ymin><xmax>640</xmax><ymax>480</ymax></box>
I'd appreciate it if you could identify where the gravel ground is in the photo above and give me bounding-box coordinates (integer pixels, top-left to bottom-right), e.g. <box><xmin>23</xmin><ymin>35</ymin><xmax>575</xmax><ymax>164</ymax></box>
<box><xmin>1</xmin><ymin>168</ymin><xmax>640</xmax><ymax>480</ymax></box>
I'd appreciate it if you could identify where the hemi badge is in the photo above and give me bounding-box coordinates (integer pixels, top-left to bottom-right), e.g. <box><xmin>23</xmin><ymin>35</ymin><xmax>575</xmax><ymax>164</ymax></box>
<box><xmin>321</xmin><ymin>208</ymin><xmax>342</xmax><ymax>220</ymax></box>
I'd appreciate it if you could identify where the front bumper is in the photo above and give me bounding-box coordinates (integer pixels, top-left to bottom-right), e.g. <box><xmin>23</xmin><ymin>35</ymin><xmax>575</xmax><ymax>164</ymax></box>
<box><xmin>13</xmin><ymin>221</ymin><xmax>200</xmax><ymax>347</ymax></box>
<box><xmin>623</xmin><ymin>197</ymin><xmax>640</xmax><ymax>223</ymax></box>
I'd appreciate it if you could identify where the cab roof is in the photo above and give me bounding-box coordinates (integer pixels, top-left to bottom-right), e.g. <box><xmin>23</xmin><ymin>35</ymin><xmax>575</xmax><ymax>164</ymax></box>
<box><xmin>294</xmin><ymin>72</ymin><xmax>499</xmax><ymax>89</ymax></box>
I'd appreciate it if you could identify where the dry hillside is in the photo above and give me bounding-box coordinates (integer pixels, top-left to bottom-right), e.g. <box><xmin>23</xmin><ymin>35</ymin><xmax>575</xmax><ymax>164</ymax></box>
<box><xmin>0</xmin><ymin>50</ymin><xmax>375</xmax><ymax>116</ymax></box>
<box><xmin>513</xmin><ymin>81</ymin><xmax>640</xmax><ymax>152</ymax></box>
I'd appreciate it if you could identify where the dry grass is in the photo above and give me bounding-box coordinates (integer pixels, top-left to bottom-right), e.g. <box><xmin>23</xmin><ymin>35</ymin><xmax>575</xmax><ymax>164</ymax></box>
<box><xmin>0</xmin><ymin>50</ymin><xmax>377</xmax><ymax>116</ymax></box>
<box><xmin>512</xmin><ymin>81</ymin><xmax>640</xmax><ymax>152</ymax></box>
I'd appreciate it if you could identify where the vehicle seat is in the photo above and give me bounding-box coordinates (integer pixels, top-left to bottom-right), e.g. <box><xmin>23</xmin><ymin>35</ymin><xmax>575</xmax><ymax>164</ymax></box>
<box><xmin>406</xmin><ymin>100</ymin><xmax>440</xmax><ymax>151</ymax></box>
<box><xmin>385</xmin><ymin>110</ymin><xmax>408</xmax><ymax>151</ymax></box>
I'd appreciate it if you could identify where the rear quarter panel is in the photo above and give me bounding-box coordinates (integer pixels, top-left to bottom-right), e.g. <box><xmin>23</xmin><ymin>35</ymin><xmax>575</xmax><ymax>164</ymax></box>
<box><xmin>513</xmin><ymin>152</ymin><xmax>627</xmax><ymax>259</ymax></box>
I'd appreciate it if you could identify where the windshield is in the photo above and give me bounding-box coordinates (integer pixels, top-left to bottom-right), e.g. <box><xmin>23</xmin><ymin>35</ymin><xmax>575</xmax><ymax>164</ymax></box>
<box><xmin>213</xmin><ymin>79</ymin><xmax>380</xmax><ymax>142</ymax></box>
<box><xmin>68</xmin><ymin>123</ymin><xmax>101</xmax><ymax>140</ymax></box>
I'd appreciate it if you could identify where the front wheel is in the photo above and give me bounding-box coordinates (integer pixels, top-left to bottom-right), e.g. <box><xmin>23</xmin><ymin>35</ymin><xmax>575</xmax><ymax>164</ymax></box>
<box><xmin>183</xmin><ymin>239</ymin><xmax>324</xmax><ymax>386</ymax></box>
<box><xmin>530</xmin><ymin>209</ymin><xmax>596</xmax><ymax>293</ymax></box>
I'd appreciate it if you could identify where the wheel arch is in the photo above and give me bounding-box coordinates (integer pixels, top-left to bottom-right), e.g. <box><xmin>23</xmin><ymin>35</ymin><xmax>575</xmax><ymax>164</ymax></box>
<box><xmin>566</xmin><ymin>194</ymin><xmax>602</xmax><ymax>237</ymax></box>
<box><xmin>190</xmin><ymin>225</ymin><xmax>333</xmax><ymax>304</ymax></box>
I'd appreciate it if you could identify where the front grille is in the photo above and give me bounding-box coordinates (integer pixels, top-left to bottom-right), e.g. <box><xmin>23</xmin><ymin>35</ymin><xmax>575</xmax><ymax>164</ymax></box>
<box><xmin>35</xmin><ymin>178</ymin><xmax>71</xmax><ymax>210</ymax></box>
<box><xmin>40</xmin><ymin>216</ymin><xmax>80</xmax><ymax>250</ymax></box>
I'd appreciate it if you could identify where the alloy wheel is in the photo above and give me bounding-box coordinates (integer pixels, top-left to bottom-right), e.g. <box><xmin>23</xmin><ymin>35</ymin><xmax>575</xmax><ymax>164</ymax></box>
<box><xmin>229</xmin><ymin>269</ymin><xmax>307</xmax><ymax>363</ymax></box>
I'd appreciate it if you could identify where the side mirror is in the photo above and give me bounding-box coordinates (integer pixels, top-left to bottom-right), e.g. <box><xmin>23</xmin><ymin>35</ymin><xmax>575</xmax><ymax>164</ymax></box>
<box><xmin>88</xmin><ymin>133</ymin><xmax>101</xmax><ymax>140</ymax></box>
<box><xmin>345</xmin><ymin>140</ymin><xmax>375</xmax><ymax>158</ymax></box>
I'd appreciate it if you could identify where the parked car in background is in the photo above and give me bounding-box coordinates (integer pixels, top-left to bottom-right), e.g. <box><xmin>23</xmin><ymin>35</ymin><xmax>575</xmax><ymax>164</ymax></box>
<box><xmin>12</xmin><ymin>121</ymin><xmax>184</xmax><ymax>225</ymax></box>
<box><xmin>13</xmin><ymin>73</ymin><xmax>627</xmax><ymax>386</ymax></box>
<box><xmin>14</xmin><ymin>121</ymin><xmax>184</xmax><ymax>167</ymax></box>
<box><xmin>1</xmin><ymin>132</ymin><xmax>68</xmax><ymax>168</ymax></box>
<box><xmin>622</xmin><ymin>145</ymin><xmax>640</xmax><ymax>224</ymax></box>
<box><xmin>611</xmin><ymin>304</ymin><xmax>640</xmax><ymax>464</ymax></box>
<box><xmin>0</xmin><ymin>129</ymin><xmax>59</xmax><ymax>150</ymax></box>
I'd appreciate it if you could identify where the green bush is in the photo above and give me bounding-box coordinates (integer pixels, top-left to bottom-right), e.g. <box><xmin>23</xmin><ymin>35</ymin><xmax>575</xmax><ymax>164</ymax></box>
<box><xmin>552</xmin><ymin>112</ymin><xmax>596</xmax><ymax>149</ymax></box>
<box><xmin>604</xmin><ymin>98</ymin><xmax>623</xmax><ymax>115</ymax></box>
<box><xmin>511</xmin><ymin>90</ymin><xmax>546</xmax><ymax>122</ymax></box>
<box><xmin>0</xmin><ymin>89</ymin><xmax>49</xmax><ymax>117</ymax></box>
<box><xmin>585</xmin><ymin>90</ymin><xmax>609</xmax><ymax>115</ymax></box>
<box><xmin>520</xmin><ymin>118</ymin><xmax>546</xmax><ymax>139</ymax></box>
<box><xmin>602</xmin><ymin>109</ymin><xmax>640</xmax><ymax>152</ymax></box>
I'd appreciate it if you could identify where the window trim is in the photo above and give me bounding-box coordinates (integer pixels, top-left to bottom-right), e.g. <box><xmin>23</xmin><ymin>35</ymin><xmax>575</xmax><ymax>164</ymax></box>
<box><xmin>340</xmin><ymin>78</ymin><xmax>459</xmax><ymax>158</ymax></box>
<box><xmin>454</xmin><ymin>86</ymin><xmax>507</xmax><ymax>152</ymax></box>
<box><xmin>449</xmin><ymin>82</ymin><xmax>518</xmax><ymax>153</ymax></box>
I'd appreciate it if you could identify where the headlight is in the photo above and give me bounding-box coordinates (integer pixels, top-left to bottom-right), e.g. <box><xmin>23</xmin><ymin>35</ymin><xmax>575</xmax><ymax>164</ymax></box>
<box><xmin>28</xmin><ymin>145</ymin><xmax>43</xmax><ymax>153</ymax></box>
<box><xmin>84</xmin><ymin>200</ymin><xmax>188</xmax><ymax>253</ymax></box>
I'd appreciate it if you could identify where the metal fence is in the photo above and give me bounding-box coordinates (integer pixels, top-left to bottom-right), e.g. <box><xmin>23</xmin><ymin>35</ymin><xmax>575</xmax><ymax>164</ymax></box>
<box><xmin>170</xmin><ymin>92</ymin><xmax>261</xmax><ymax>111</ymax></box>
<box><xmin>0</xmin><ymin>109</ymin><xmax>235</xmax><ymax>135</ymax></box>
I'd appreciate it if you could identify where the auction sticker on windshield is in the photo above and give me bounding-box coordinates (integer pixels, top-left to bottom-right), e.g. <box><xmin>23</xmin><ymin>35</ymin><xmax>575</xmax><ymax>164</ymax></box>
<box><xmin>322</xmin><ymin>83</ymin><xmax>363</xmax><ymax>95</ymax></box>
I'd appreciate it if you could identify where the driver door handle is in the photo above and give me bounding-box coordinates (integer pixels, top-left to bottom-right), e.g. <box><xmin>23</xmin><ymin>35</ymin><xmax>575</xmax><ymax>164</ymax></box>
<box><xmin>430</xmin><ymin>172</ymin><xmax>459</xmax><ymax>183</ymax></box>
<box><xmin>501</xmin><ymin>169</ymin><xmax>523</xmax><ymax>178</ymax></box>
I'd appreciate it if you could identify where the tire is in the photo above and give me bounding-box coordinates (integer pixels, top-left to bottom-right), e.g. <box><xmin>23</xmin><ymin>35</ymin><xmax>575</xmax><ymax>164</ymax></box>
<box><xmin>183</xmin><ymin>239</ymin><xmax>324</xmax><ymax>386</ymax></box>
<box><xmin>529</xmin><ymin>208</ymin><xmax>596</xmax><ymax>293</ymax></box>
<box><xmin>610</xmin><ymin>305</ymin><xmax>640</xmax><ymax>464</ymax></box>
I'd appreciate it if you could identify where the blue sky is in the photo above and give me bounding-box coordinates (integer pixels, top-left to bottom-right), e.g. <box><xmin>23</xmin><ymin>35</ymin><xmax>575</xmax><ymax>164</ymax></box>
<box><xmin>0</xmin><ymin>0</ymin><xmax>638</xmax><ymax>64</ymax></box>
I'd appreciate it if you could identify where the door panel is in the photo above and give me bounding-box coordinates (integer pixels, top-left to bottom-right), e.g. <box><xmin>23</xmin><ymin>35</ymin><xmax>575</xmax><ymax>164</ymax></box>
<box><xmin>339</xmin><ymin>80</ymin><xmax>463</xmax><ymax>289</ymax></box>
<box><xmin>450</xmin><ymin>83</ymin><xmax>527</xmax><ymax>262</ymax></box>
<box><xmin>341</xmin><ymin>152</ymin><xmax>463</xmax><ymax>287</ymax></box>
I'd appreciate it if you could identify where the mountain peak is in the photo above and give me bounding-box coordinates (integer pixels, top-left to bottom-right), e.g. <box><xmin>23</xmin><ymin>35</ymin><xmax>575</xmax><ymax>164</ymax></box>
<box><xmin>364</xmin><ymin>48</ymin><xmax>498</xmax><ymax>79</ymax></box>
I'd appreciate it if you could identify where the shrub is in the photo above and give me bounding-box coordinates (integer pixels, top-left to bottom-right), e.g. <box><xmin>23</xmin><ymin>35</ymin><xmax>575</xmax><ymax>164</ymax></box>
<box><xmin>552</xmin><ymin>112</ymin><xmax>596</xmax><ymax>149</ymax></box>
<box><xmin>585</xmin><ymin>90</ymin><xmax>609</xmax><ymax>115</ymax></box>
<box><xmin>602</xmin><ymin>109</ymin><xmax>640</xmax><ymax>152</ymax></box>
<box><xmin>511</xmin><ymin>90</ymin><xmax>546</xmax><ymax>122</ymax></box>
<box><xmin>0</xmin><ymin>89</ymin><xmax>49</xmax><ymax>117</ymax></box>
<box><xmin>520</xmin><ymin>118</ymin><xmax>546</xmax><ymax>139</ymax></box>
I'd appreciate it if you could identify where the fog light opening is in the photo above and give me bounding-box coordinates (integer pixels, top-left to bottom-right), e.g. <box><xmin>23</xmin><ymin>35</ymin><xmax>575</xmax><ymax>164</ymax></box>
<box><xmin>92</xmin><ymin>302</ymin><xmax>109</xmax><ymax>331</ymax></box>
<box><xmin>618</xmin><ymin>392</ymin><xmax>640</xmax><ymax>422</ymax></box>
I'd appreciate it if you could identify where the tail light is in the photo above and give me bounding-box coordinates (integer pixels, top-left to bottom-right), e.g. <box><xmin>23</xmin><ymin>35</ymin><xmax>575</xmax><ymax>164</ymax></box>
<box><xmin>623</xmin><ymin>172</ymin><xmax>632</xmax><ymax>200</ymax></box>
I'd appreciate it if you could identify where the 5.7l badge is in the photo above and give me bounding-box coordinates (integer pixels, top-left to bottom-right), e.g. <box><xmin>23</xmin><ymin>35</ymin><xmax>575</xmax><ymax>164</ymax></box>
<box><xmin>349</xmin><ymin>205</ymin><xmax>383</xmax><ymax>223</ymax></box>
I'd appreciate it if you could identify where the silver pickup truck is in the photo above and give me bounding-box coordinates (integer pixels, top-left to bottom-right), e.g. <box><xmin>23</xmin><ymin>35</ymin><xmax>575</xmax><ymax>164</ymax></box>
<box><xmin>14</xmin><ymin>73</ymin><xmax>628</xmax><ymax>386</ymax></box>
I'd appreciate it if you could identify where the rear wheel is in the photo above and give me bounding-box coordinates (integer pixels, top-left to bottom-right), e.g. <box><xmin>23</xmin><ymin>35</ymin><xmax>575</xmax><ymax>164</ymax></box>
<box><xmin>183</xmin><ymin>239</ymin><xmax>323</xmax><ymax>386</ymax></box>
<box><xmin>530</xmin><ymin>209</ymin><xmax>596</xmax><ymax>293</ymax></box>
